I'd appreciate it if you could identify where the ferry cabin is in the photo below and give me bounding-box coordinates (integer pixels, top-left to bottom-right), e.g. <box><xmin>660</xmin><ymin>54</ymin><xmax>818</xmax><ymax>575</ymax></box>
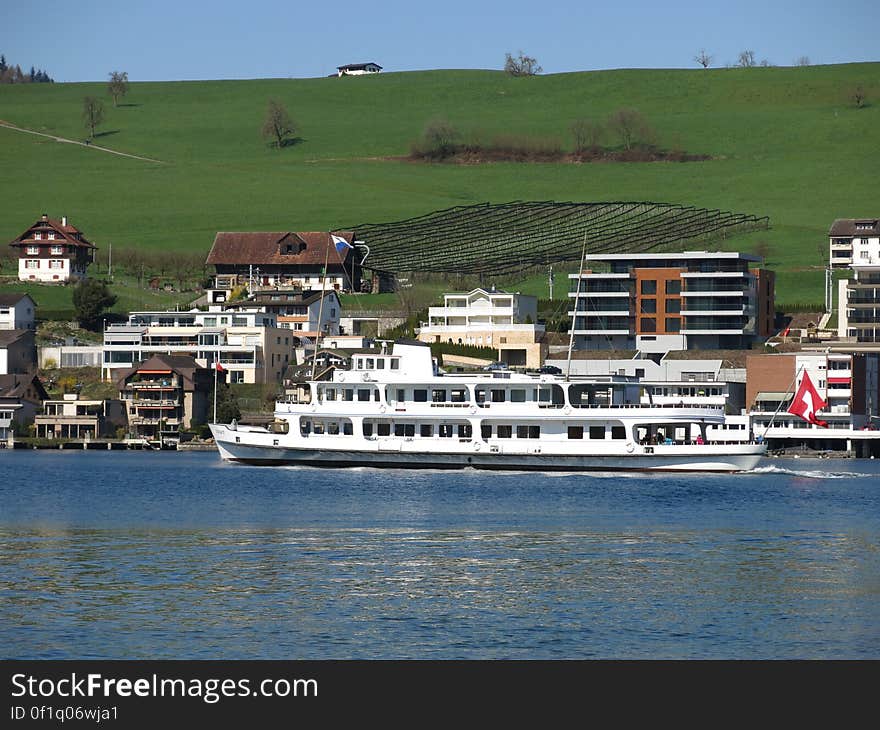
<box><xmin>278</xmin><ymin>343</ymin><xmax>724</xmax><ymax>451</ymax></box>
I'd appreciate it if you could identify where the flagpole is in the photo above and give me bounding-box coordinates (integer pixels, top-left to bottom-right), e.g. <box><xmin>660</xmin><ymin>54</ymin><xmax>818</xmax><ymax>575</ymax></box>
<box><xmin>311</xmin><ymin>239</ymin><xmax>331</xmax><ymax>380</ymax></box>
<box><xmin>760</xmin><ymin>364</ymin><xmax>803</xmax><ymax>440</ymax></box>
<box><xmin>213</xmin><ymin>360</ymin><xmax>218</xmax><ymax>424</ymax></box>
<box><xmin>565</xmin><ymin>231</ymin><xmax>588</xmax><ymax>382</ymax></box>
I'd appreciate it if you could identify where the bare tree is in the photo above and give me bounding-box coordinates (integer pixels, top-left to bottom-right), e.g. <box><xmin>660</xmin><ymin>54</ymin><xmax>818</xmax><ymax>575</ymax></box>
<box><xmin>737</xmin><ymin>50</ymin><xmax>756</xmax><ymax>68</ymax></box>
<box><xmin>795</xmin><ymin>56</ymin><xmax>811</xmax><ymax>67</ymax></box>
<box><xmin>107</xmin><ymin>70</ymin><xmax>129</xmax><ymax>106</ymax></box>
<box><xmin>417</xmin><ymin>117</ymin><xmax>460</xmax><ymax>159</ymax></box>
<box><xmin>82</xmin><ymin>96</ymin><xmax>104</xmax><ymax>138</ymax></box>
<box><xmin>261</xmin><ymin>99</ymin><xmax>297</xmax><ymax>149</ymax></box>
<box><xmin>570</xmin><ymin>118</ymin><xmax>604</xmax><ymax>154</ymax></box>
<box><xmin>694</xmin><ymin>49</ymin><xmax>713</xmax><ymax>68</ymax></box>
<box><xmin>606</xmin><ymin>109</ymin><xmax>656</xmax><ymax>151</ymax></box>
<box><xmin>504</xmin><ymin>51</ymin><xmax>542</xmax><ymax>77</ymax></box>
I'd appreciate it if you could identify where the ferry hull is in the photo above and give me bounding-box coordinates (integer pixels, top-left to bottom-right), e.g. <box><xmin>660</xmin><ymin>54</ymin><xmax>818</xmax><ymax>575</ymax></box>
<box><xmin>213</xmin><ymin>435</ymin><xmax>765</xmax><ymax>473</ymax></box>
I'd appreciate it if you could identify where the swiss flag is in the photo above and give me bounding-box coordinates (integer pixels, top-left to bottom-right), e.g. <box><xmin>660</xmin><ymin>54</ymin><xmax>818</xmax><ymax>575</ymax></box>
<box><xmin>214</xmin><ymin>362</ymin><xmax>225</xmax><ymax>372</ymax></box>
<box><xmin>787</xmin><ymin>371</ymin><xmax>828</xmax><ymax>427</ymax></box>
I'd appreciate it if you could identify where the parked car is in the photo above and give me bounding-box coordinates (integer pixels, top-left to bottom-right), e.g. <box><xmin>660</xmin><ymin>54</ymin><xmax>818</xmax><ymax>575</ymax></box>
<box><xmin>483</xmin><ymin>361</ymin><xmax>508</xmax><ymax>371</ymax></box>
<box><xmin>538</xmin><ymin>365</ymin><xmax>562</xmax><ymax>375</ymax></box>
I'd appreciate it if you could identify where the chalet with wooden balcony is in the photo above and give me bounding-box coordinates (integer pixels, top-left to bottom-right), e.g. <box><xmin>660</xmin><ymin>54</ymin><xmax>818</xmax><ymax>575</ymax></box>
<box><xmin>9</xmin><ymin>214</ymin><xmax>96</xmax><ymax>283</ymax></box>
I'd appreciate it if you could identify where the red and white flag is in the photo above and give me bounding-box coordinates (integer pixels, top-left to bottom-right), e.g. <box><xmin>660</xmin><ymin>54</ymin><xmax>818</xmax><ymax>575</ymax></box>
<box><xmin>787</xmin><ymin>371</ymin><xmax>828</xmax><ymax>427</ymax></box>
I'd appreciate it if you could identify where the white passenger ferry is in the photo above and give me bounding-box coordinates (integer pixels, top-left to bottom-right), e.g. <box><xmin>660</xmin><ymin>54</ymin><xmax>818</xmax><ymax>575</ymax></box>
<box><xmin>210</xmin><ymin>341</ymin><xmax>765</xmax><ymax>472</ymax></box>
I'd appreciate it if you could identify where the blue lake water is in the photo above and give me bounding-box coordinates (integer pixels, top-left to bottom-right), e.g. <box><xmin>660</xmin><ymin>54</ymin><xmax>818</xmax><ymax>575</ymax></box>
<box><xmin>1</xmin><ymin>450</ymin><xmax>879</xmax><ymax>659</ymax></box>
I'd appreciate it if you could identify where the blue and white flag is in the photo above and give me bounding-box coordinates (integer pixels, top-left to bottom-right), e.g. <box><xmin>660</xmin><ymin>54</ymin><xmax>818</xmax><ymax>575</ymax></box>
<box><xmin>331</xmin><ymin>234</ymin><xmax>353</xmax><ymax>254</ymax></box>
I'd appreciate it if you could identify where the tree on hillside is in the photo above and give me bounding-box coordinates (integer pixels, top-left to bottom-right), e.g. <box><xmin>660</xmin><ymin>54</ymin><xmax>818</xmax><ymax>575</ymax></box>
<box><xmin>0</xmin><ymin>55</ymin><xmax>6</xmax><ymax>74</ymax></box>
<box><xmin>504</xmin><ymin>51</ymin><xmax>542</xmax><ymax>77</ymax></box>
<box><xmin>417</xmin><ymin>118</ymin><xmax>460</xmax><ymax>159</ymax></box>
<box><xmin>737</xmin><ymin>50</ymin><xmax>756</xmax><ymax>68</ymax></box>
<box><xmin>261</xmin><ymin>99</ymin><xmax>297</xmax><ymax>149</ymax></box>
<box><xmin>694</xmin><ymin>49</ymin><xmax>713</xmax><ymax>68</ymax></box>
<box><xmin>82</xmin><ymin>96</ymin><xmax>105</xmax><ymax>138</ymax></box>
<box><xmin>606</xmin><ymin>108</ymin><xmax>656</xmax><ymax>151</ymax></box>
<box><xmin>73</xmin><ymin>278</ymin><xmax>117</xmax><ymax>330</ymax></box>
<box><xmin>108</xmin><ymin>70</ymin><xmax>129</xmax><ymax>106</ymax></box>
<box><xmin>795</xmin><ymin>56</ymin><xmax>811</xmax><ymax>67</ymax></box>
<box><xmin>850</xmin><ymin>85</ymin><xmax>868</xmax><ymax>108</ymax></box>
<box><xmin>570</xmin><ymin>118</ymin><xmax>604</xmax><ymax>155</ymax></box>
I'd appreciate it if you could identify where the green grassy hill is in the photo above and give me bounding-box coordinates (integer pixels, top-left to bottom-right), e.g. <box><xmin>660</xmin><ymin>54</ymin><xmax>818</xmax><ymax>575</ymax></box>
<box><xmin>1</xmin><ymin>64</ymin><xmax>877</xmax><ymax>307</ymax></box>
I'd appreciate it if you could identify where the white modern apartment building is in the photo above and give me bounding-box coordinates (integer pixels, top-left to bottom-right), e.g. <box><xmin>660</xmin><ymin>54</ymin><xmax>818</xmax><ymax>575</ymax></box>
<box><xmin>417</xmin><ymin>288</ymin><xmax>545</xmax><ymax>368</ymax></box>
<box><xmin>0</xmin><ymin>294</ymin><xmax>36</xmax><ymax>330</ymax></box>
<box><xmin>829</xmin><ymin>218</ymin><xmax>880</xmax><ymax>269</ymax></box>
<box><xmin>837</xmin><ymin>261</ymin><xmax>880</xmax><ymax>344</ymax></box>
<box><xmin>568</xmin><ymin>252</ymin><xmax>775</xmax><ymax>354</ymax></box>
<box><xmin>102</xmin><ymin>306</ymin><xmax>293</xmax><ymax>384</ymax></box>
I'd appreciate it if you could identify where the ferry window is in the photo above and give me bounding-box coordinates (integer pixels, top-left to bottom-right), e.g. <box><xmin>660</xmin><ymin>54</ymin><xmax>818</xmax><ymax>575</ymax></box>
<box><xmin>300</xmin><ymin>420</ymin><xmax>311</xmax><ymax>435</ymax></box>
<box><xmin>568</xmin><ymin>426</ymin><xmax>584</xmax><ymax>439</ymax></box>
<box><xmin>528</xmin><ymin>426</ymin><xmax>540</xmax><ymax>439</ymax></box>
<box><xmin>343</xmin><ymin>422</ymin><xmax>353</xmax><ymax>436</ymax></box>
<box><xmin>635</xmin><ymin>369</ymin><xmax>645</xmax><ymax>378</ymax></box>
<box><xmin>325</xmin><ymin>389</ymin><xmax>336</xmax><ymax>401</ymax></box>
<box><xmin>358</xmin><ymin>389</ymin><xmax>371</xmax><ymax>402</ymax></box>
<box><xmin>328</xmin><ymin>422</ymin><xmax>340</xmax><ymax>435</ymax></box>
<box><xmin>475</xmin><ymin>389</ymin><xmax>487</xmax><ymax>404</ymax></box>
<box><xmin>394</xmin><ymin>423</ymin><xmax>406</xmax><ymax>437</ymax></box>
<box><xmin>414</xmin><ymin>389</ymin><xmax>428</xmax><ymax>402</ymax></box>
<box><xmin>313</xmin><ymin>422</ymin><xmax>325</xmax><ymax>435</ymax></box>
<box><xmin>589</xmin><ymin>426</ymin><xmax>605</xmax><ymax>440</ymax></box>
<box><xmin>451</xmin><ymin>389</ymin><xmax>466</xmax><ymax>403</ymax></box>
<box><xmin>537</xmin><ymin>388</ymin><xmax>551</xmax><ymax>403</ymax></box>
<box><xmin>510</xmin><ymin>389</ymin><xmax>526</xmax><ymax>403</ymax></box>
<box><xmin>390</xmin><ymin>358</ymin><xmax>400</xmax><ymax>370</ymax></box>
<box><xmin>420</xmin><ymin>424</ymin><xmax>433</xmax><ymax>437</ymax></box>
<box><xmin>376</xmin><ymin>359</ymin><xmax>385</xmax><ymax>369</ymax></box>
<box><xmin>432</xmin><ymin>389</ymin><xmax>446</xmax><ymax>403</ymax></box>
<box><xmin>363</xmin><ymin>422</ymin><xmax>373</xmax><ymax>437</ymax></box>
<box><xmin>490</xmin><ymin>389</ymin><xmax>506</xmax><ymax>403</ymax></box>
<box><xmin>497</xmin><ymin>425</ymin><xmax>512</xmax><ymax>439</ymax></box>
<box><xmin>439</xmin><ymin>424</ymin><xmax>453</xmax><ymax>438</ymax></box>
<box><xmin>396</xmin><ymin>389</ymin><xmax>405</xmax><ymax>402</ymax></box>
<box><xmin>458</xmin><ymin>424</ymin><xmax>472</xmax><ymax>438</ymax></box>
<box><xmin>481</xmin><ymin>424</ymin><xmax>492</xmax><ymax>439</ymax></box>
<box><xmin>374</xmin><ymin>390</ymin><xmax>380</xmax><ymax>401</ymax></box>
<box><xmin>344</xmin><ymin>389</ymin><xmax>354</xmax><ymax>401</ymax></box>
<box><xmin>405</xmin><ymin>424</ymin><xmax>415</xmax><ymax>437</ymax></box>
<box><xmin>366</xmin><ymin>358</ymin><xmax>374</xmax><ymax>369</ymax></box>
<box><xmin>517</xmin><ymin>425</ymin><xmax>529</xmax><ymax>439</ymax></box>
<box><xmin>611</xmin><ymin>426</ymin><xmax>626</xmax><ymax>439</ymax></box>
<box><xmin>377</xmin><ymin>423</ymin><xmax>391</xmax><ymax>436</ymax></box>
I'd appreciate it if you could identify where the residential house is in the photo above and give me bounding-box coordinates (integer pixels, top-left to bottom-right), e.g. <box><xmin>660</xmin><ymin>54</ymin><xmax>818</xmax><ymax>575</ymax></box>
<box><xmin>829</xmin><ymin>218</ymin><xmax>880</xmax><ymax>269</ymax></box>
<box><xmin>115</xmin><ymin>354</ymin><xmax>215</xmax><ymax>443</ymax></box>
<box><xmin>337</xmin><ymin>62</ymin><xmax>382</xmax><ymax>77</ymax></box>
<box><xmin>8</xmin><ymin>214</ymin><xmax>96</xmax><ymax>283</ymax></box>
<box><xmin>225</xmin><ymin>290</ymin><xmax>342</xmax><ymax>338</ymax></box>
<box><xmin>0</xmin><ymin>373</ymin><xmax>48</xmax><ymax>444</ymax></box>
<box><xmin>0</xmin><ymin>293</ymin><xmax>36</xmax><ymax>330</ymax></box>
<box><xmin>568</xmin><ymin>252</ymin><xmax>775</xmax><ymax>353</ymax></box>
<box><xmin>102</xmin><ymin>306</ymin><xmax>292</xmax><ymax>384</ymax></box>
<box><xmin>34</xmin><ymin>393</ymin><xmax>126</xmax><ymax>440</ymax></box>
<box><xmin>206</xmin><ymin>231</ymin><xmax>359</xmax><ymax>294</ymax></box>
<box><xmin>417</xmin><ymin>288</ymin><xmax>547</xmax><ymax>368</ymax></box>
<box><xmin>0</xmin><ymin>329</ymin><xmax>37</xmax><ymax>375</ymax></box>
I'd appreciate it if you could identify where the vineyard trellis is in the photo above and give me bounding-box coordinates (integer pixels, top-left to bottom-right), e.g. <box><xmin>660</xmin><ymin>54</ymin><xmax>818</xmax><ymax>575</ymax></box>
<box><xmin>348</xmin><ymin>201</ymin><xmax>769</xmax><ymax>277</ymax></box>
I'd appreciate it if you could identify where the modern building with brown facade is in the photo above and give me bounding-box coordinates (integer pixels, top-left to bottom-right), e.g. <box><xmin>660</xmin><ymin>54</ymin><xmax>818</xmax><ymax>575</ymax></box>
<box><xmin>568</xmin><ymin>252</ymin><xmax>775</xmax><ymax>354</ymax></box>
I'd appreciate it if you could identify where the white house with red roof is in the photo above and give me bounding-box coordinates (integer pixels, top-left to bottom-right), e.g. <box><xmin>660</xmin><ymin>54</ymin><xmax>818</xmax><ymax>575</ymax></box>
<box><xmin>9</xmin><ymin>214</ymin><xmax>96</xmax><ymax>283</ymax></box>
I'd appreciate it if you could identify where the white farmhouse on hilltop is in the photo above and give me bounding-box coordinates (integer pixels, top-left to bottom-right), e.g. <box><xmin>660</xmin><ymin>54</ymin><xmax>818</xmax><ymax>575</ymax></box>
<box><xmin>337</xmin><ymin>62</ymin><xmax>382</xmax><ymax>77</ymax></box>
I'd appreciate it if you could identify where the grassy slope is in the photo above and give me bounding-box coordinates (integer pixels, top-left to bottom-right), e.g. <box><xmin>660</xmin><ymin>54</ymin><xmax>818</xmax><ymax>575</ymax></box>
<box><xmin>1</xmin><ymin>64</ymin><xmax>877</xmax><ymax>307</ymax></box>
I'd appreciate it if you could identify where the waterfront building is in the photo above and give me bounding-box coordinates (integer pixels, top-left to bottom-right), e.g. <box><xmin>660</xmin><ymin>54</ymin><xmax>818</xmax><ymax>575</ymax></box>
<box><xmin>747</xmin><ymin>351</ymin><xmax>880</xmax><ymax>456</ymax></box>
<box><xmin>829</xmin><ymin>218</ymin><xmax>880</xmax><ymax>269</ymax></box>
<box><xmin>0</xmin><ymin>293</ymin><xmax>36</xmax><ymax>330</ymax></box>
<box><xmin>34</xmin><ymin>393</ymin><xmax>126</xmax><ymax>440</ymax></box>
<box><xmin>8</xmin><ymin>214</ymin><xmax>96</xmax><ymax>283</ymax></box>
<box><xmin>568</xmin><ymin>252</ymin><xmax>775</xmax><ymax>354</ymax></box>
<box><xmin>417</xmin><ymin>289</ymin><xmax>547</xmax><ymax>368</ymax></box>
<box><xmin>102</xmin><ymin>306</ymin><xmax>292</xmax><ymax>385</ymax></box>
<box><xmin>115</xmin><ymin>354</ymin><xmax>215</xmax><ymax>443</ymax></box>
<box><xmin>0</xmin><ymin>373</ymin><xmax>48</xmax><ymax>445</ymax></box>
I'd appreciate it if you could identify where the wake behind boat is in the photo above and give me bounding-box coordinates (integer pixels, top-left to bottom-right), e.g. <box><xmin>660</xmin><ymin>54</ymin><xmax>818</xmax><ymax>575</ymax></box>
<box><xmin>210</xmin><ymin>341</ymin><xmax>765</xmax><ymax>472</ymax></box>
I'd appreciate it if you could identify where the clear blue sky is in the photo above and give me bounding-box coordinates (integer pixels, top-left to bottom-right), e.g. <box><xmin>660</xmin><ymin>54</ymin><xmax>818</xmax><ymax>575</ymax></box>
<box><xmin>2</xmin><ymin>0</ymin><xmax>878</xmax><ymax>82</ymax></box>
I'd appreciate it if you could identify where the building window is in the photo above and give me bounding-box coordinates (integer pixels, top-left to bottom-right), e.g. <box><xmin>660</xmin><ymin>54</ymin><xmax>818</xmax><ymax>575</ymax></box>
<box><xmin>25</xmin><ymin>259</ymin><xmax>40</xmax><ymax>269</ymax></box>
<box><xmin>640</xmin><ymin>317</ymin><xmax>657</xmax><ymax>333</ymax></box>
<box><xmin>666</xmin><ymin>317</ymin><xmax>681</xmax><ymax>333</ymax></box>
<box><xmin>49</xmin><ymin>260</ymin><xmax>64</xmax><ymax>269</ymax></box>
<box><xmin>641</xmin><ymin>299</ymin><xmax>657</xmax><ymax>314</ymax></box>
<box><xmin>641</xmin><ymin>280</ymin><xmax>657</xmax><ymax>295</ymax></box>
<box><xmin>666</xmin><ymin>299</ymin><xmax>681</xmax><ymax>314</ymax></box>
<box><xmin>26</xmin><ymin>246</ymin><xmax>39</xmax><ymax>255</ymax></box>
<box><xmin>50</xmin><ymin>246</ymin><xmax>64</xmax><ymax>255</ymax></box>
<box><xmin>665</xmin><ymin>280</ymin><xmax>681</xmax><ymax>295</ymax></box>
